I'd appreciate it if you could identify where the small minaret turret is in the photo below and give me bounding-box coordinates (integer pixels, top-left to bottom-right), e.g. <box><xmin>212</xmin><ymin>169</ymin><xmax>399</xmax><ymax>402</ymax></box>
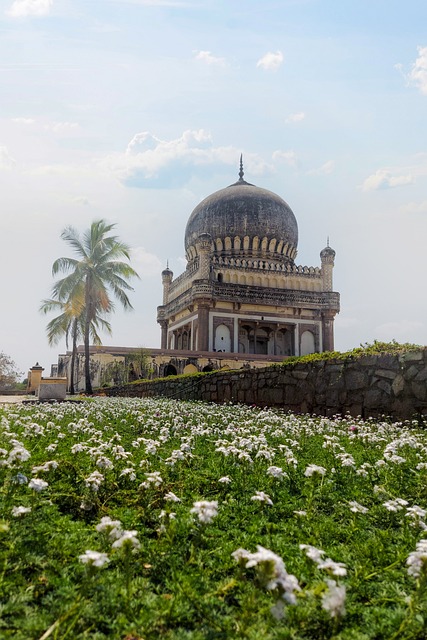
<box><xmin>161</xmin><ymin>262</ymin><xmax>173</xmax><ymax>305</ymax></box>
<box><xmin>195</xmin><ymin>233</ymin><xmax>212</xmax><ymax>280</ymax></box>
<box><xmin>320</xmin><ymin>239</ymin><xmax>336</xmax><ymax>292</ymax></box>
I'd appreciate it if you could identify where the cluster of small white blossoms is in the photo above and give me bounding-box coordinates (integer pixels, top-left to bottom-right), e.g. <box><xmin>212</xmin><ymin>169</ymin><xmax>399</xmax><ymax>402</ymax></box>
<box><xmin>406</xmin><ymin>539</ymin><xmax>427</xmax><ymax>578</ymax></box>
<box><xmin>28</xmin><ymin>478</ymin><xmax>49</xmax><ymax>492</ymax></box>
<box><xmin>304</xmin><ymin>464</ymin><xmax>327</xmax><ymax>477</ymax></box>
<box><xmin>251</xmin><ymin>491</ymin><xmax>273</xmax><ymax>505</ymax></box>
<box><xmin>139</xmin><ymin>471</ymin><xmax>163</xmax><ymax>489</ymax></box>
<box><xmin>232</xmin><ymin>546</ymin><xmax>301</xmax><ymax>619</ymax></box>
<box><xmin>300</xmin><ymin>544</ymin><xmax>347</xmax><ymax>617</ymax></box>
<box><xmin>81</xmin><ymin>515</ymin><xmax>142</xmax><ymax>563</ymax></box>
<box><xmin>84</xmin><ymin>470</ymin><xmax>104</xmax><ymax>492</ymax></box>
<box><xmin>190</xmin><ymin>500</ymin><xmax>218</xmax><ymax>524</ymax></box>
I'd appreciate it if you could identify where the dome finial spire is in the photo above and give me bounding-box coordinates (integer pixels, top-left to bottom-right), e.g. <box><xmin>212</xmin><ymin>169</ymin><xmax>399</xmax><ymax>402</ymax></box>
<box><xmin>239</xmin><ymin>154</ymin><xmax>244</xmax><ymax>181</ymax></box>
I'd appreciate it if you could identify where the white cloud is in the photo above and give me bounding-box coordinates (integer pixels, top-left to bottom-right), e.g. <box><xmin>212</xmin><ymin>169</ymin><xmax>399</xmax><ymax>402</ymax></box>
<box><xmin>12</xmin><ymin>117</ymin><xmax>35</xmax><ymax>125</ymax></box>
<box><xmin>46</xmin><ymin>121</ymin><xmax>80</xmax><ymax>135</ymax></box>
<box><xmin>272</xmin><ymin>149</ymin><xmax>298</xmax><ymax>167</ymax></box>
<box><xmin>132</xmin><ymin>247</ymin><xmax>163</xmax><ymax>277</ymax></box>
<box><xmin>400</xmin><ymin>200</ymin><xmax>427</xmax><ymax>215</ymax></box>
<box><xmin>397</xmin><ymin>45</ymin><xmax>427</xmax><ymax>95</ymax></box>
<box><xmin>362</xmin><ymin>170</ymin><xmax>414</xmax><ymax>192</ymax></box>
<box><xmin>285</xmin><ymin>112</ymin><xmax>305</xmax><ymax>123</ymax></box>
<box><xmin>103</xmin><ymin>130</ymin><xmax>244</xmax><ymax>188</ymax></box>
<box><xmin>307</xmin><ymin>160</ymin><xmax>335</xmax><ymax>176</ymax></box>
<box><xmin>256</xmin><ymin>50</ymin><xmax>284</xmax><ymax>71</ymax></box>
<box><xmin>0</xmin><ymin>146</ymin><xmax>16</xmax><ymax>169</ymax></box>
<box><xmin>6</xmin><ymin>0</ymin><xmax>53</xmax><ymax>18</ymax></box>
<box><xmin>194</xmin><ymin>50</ymin><xmax>226</xmax><ymax>67</ymax></box>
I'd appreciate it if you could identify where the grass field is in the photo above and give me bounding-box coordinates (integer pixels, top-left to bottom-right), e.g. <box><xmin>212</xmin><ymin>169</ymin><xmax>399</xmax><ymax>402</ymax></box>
<box><xmin>1</xmin><ymin>397</ymin><xmax>427</xmax><ymax>639</ymax></box>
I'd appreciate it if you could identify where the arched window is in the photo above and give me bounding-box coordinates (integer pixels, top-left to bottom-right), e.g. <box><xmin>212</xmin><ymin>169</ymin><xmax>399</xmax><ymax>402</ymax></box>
<box><xmin>300</xmin><ymin>330</ymin><xmax>315</xmax><ymax>356</ymax></box>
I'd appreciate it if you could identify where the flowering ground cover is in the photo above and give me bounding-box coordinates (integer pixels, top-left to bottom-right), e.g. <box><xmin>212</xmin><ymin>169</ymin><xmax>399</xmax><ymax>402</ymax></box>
<box><xmin>1</xmin><ymin>398</ymin><xmax>427</xmax><ymax>639</ymax></box>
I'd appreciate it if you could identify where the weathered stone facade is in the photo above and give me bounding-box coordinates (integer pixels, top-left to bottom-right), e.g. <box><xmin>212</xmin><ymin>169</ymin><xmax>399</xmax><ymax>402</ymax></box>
<box><xmin>105</xmin><ymin>349</ymin><xmax>427</xmax><ymax>420</ymax></box>
<box><xmin>157</xmin><ymin>161</ymin><xmax>340</xmax><ymax>360</ymax></box>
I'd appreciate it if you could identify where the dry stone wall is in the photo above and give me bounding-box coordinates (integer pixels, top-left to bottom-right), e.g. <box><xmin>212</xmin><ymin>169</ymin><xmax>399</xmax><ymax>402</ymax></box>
<box><xmin>105</xmin><ymin>349</ymin><xmax>427</xmax><ymax>420</ymax></box>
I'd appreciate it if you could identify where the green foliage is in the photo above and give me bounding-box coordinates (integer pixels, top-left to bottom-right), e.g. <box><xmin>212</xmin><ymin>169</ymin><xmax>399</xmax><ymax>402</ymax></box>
<box><xmin>281</xmin><ymin>340</ymin><xmax>423</xmax><ymax>366</ymax></box>
<box><xmin>49</xmin><ymin>219</ymin><xmax>140</xmax><ymax>394</ymax></box>
<box><xmin>0</xmin><ymin>351</ymin><xmax>23</xmax><ymax>391</ymax></box>
<box><xmin>1</xmin><ymin>398</ymin><xmax>427</xmax><ymax>638</ymax></box>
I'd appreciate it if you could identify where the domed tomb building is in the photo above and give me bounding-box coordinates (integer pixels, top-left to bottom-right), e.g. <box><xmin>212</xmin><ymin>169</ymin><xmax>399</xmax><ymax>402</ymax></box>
<box><xmin>157</xmin><ymin>160</ymin><xmax>340</xmax><ymax>358</ymax></box>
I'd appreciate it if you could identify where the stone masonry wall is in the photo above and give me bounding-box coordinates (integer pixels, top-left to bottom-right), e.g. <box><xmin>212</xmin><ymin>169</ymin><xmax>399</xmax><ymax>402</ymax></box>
<box><xmin>104</xmin><ymin>349</ymin><xmax>427</xmax><ymax>420</ymax></box>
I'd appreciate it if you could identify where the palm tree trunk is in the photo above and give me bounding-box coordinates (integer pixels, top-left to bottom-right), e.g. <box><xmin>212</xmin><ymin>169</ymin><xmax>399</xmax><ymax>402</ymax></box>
<box><xmin>70</xmin><ymin>317</ymin><xmax>78</xmax><ymax>395</ymax></box>
<box><xmin>84</xmin><ymin>278</ymin><xmax>93</xmax><ymax>395</ymax></box>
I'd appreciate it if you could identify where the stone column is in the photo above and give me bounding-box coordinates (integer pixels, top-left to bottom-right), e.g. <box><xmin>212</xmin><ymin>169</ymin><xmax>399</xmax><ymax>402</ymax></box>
<box><xmin>197</xmin><ymin>303</ymin><xmax>210</xmax><ymax>351</ymax></box>
<box><xmin>159</xmin><ymin>320</ymin><xmax>168</xmax><ymax>350</ymax></box>
<box><xmin>322</xmin><ymin>311</ymin><xmax>335</xmax><ymax>352</ymax></box>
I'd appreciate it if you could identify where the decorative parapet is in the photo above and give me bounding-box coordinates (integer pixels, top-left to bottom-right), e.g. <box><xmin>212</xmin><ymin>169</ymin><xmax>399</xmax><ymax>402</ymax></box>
<box><xmin>212</xmin><ymin>255</ymin><xmax>321</xmax><ymax>276</ymax></box>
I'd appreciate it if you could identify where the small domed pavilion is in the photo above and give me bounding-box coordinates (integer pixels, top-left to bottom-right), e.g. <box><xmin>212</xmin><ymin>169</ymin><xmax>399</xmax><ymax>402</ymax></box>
<box><xmin>157</xmin><ymin>158</ymin><xmax>340</xmax><ymax>358</ymax></box>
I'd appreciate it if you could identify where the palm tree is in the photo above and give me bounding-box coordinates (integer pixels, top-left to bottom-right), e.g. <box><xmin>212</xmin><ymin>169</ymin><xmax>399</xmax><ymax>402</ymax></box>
<box><xmin>40</xmin><ymin>295</ymin><xmax>112</xmax><ymax>394</ymax></box>
<box><xmin>51</xmin><ymin>220</ymin><xmax>139</xmax><ymax>394</ymax></box>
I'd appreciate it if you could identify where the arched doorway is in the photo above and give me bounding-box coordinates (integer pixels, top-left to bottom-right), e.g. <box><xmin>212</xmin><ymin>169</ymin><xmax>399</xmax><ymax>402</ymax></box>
<box><xmin>163</xmin><ymin>363</ymin><xmax>178</xmax><ymax>377</ymax></box>
<box><xmin>214</xmin><ymin>323</ymin><xmax>231</xmax><ymax>352</ymax></box>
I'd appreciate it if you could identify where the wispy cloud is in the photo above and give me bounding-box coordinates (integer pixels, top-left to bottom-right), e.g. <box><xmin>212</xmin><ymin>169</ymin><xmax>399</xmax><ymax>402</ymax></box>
<box><xmin>0</xmin><ymin>146</ymin><xmax>16</xmax><ymax>169</ymax></box>
<box><xmin>132</xmin><ymin>247</ymin><xmax>163</xmax><ymax>276</ymax></box>
<box><xmin>400</xmin><ymin>200</ymin><xmax>427</xmax><ymax>215</ymax></box>
<box><xmin>307</xmin><ymin>160</ymin><xmax>334</xmax><ymax>176</ymax></box>
<box><xmin>272</xmin><ymin>149</ymin><xmax>298</xmax><ymax>167</ymax></box>
<box><xmin>193</xmin><ymin>50</ymin><xmax>226</xmax><ymax>67</ymax></box>
<box><xmin>285</xmin><ymin>112</ymin><xmax>305</xmax><ymax>124</ymax></box>
<box><xmin>6</xmin><ymin>0</ymin><xmax>53</xmax><ymax>18</ymax></box>
<box><xmin>256</xmin><ymin>50</ymin><xmax>284</xmax><ymax>71</ymax></box>
<box><xmin>362</xmin><ymin>170</ymin><xmax>414</xmax><ymax>191</ymax></box>
<box><xmin>101</xmin><ymin>131</ymin><xmax>282</xmax><ymax>188</ymax></box>
<box><xmin>396</xmin><ymin>45</ymin><xmax>427</xmax><ymax>95</ymax></box>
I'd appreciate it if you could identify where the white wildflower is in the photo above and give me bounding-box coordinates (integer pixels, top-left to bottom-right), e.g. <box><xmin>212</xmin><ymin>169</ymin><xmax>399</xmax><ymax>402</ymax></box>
<box><xmin>218</xmin><ymin>476</ymin><xmax>231</xmax><ymax>484</ymax></box>
<box><xmin>112</xmin><ymin>529</ymin><xmax>141</xmax><ymax>551</ymax></box>
<box><xmin>85</xmin><ymin>470</ymin><xmax>104</xmax><ymax>492</ymax></box>
<box><xmin>383</xmin><ymin>498</ymin><xmax>408</xmax><ymax>512</ymax></box>
<box><xmin>317</xmin><ymin>558</ymin><xmax>347</xmax><ymax>577</ymax></box>
<box><xmin>28</xmin><ymin>478</ymin><xmax>48</xmax><ymax>492</ymax></box>
<box><xmin>190</xmin><ymin>500</ymin><xmax>218</xmax><ymax>524</ymax></box>
<box><xmin>251</xmin><ymin>491</ymin><xmax>273</xmax><ymax>505</ymax></box>
<box><xmin>11</xmin><ymin>506</ymin><xmax>31</xmax><ymax>517</ymax></box>
<box><xmin>96</xmin><ymin>516</ymin><xmax>123</xmax><ymax>540</ymax></box>
<box><xmin>348</xmin><ymin>501</ymin><xmax>369</xmax><ymax>514</ymax></box>
<box><xmin>79</xmin><ymin>550</ymin><xmax>110</xmax><ymax>568</ymax></box>
<box><xmin>165</xmin><ymin>491</ymin><xmax>181</xmax><ymax>502</ymax></box>
<box><xmin>293</xmin><ymin>510</ymin><xmax>307</xmax><ymax>517</ymax></box>
<box><xmin>267</xmin><ymin>466</ymin><xmax>287</xmax><ymax>480</ymax></box>
<box><xmin>119</xmin><ymin>467</ymin><xmax>136</xmax><ymax>481</ymax></box>
<box><xmin>96</xmin><ymin>456</ymin><xmax>114</xmax><ymax>470</ymax></box>
<box><xmin>321</xmin><ymin>579</ymin><xmax>346</xmax><ymax>618</ymax></box>
<box><xmin>407</xmin><ymin>539</ymin><xmax>427</xmax><ymax>578</ymax></box>
<box><xmin>300</xmin><ymin>544</ymin><xmax>325</xmax><ymax>563</ymax></box>
<box><xmin>304</xmin><ymin>464</ymin><xmax>327</xmax><ymax>477</ymax></box>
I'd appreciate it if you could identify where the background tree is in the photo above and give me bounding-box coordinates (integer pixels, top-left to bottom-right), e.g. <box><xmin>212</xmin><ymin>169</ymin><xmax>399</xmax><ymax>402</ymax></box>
<box><xmin>50</xmin><ymin>220</ymin><xmax>139</xmax><ymax>394</ymax></box>
<box><xmin>0</xmin><ymin>351</ymin><xmax>23</xmax><ymax>392</ymax></box>
<box><xmin>40</xmin><ymin>293</ymin><xmax>112</xmax><ymax>394</ymax></box>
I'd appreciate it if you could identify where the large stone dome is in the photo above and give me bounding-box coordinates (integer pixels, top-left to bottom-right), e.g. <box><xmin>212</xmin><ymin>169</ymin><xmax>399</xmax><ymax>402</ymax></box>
<box><xmin>185</xmin><ymin>166</ymin><xmax>298</xmax><ymax>264</ymax></box>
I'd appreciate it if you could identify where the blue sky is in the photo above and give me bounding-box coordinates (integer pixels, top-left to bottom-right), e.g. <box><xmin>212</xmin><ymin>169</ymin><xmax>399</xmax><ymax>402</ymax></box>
<box><xmin>1</xmin><ymin>0</ymin><xmax>427</xmax><ymax>375</ymax></box>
